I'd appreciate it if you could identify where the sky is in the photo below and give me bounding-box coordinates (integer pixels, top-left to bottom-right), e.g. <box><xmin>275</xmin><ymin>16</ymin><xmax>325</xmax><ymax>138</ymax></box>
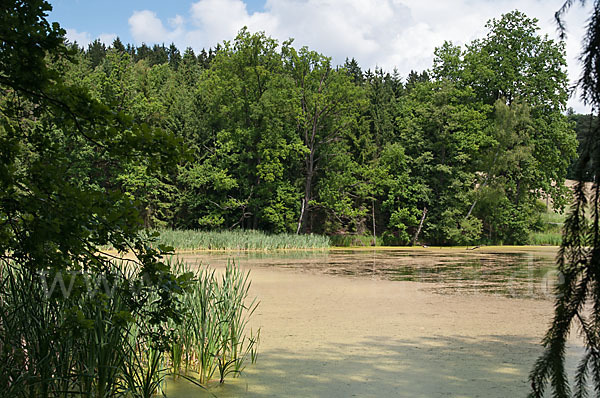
<box><xmin>48</xmin><ymin>0</ymin><xmax>593</xmax><ymax>113</ymax></box>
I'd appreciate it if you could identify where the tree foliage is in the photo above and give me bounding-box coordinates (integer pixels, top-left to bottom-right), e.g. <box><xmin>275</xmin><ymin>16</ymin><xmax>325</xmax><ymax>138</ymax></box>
<box><xmin>3</xmin><ymin>7</ymin><xmax>578</xmax><ymax>247</ymax></box>
<box><xmin>0</xmin><ymin>1</ymin><xmax>189</xmax><ymax>394</ymax></box>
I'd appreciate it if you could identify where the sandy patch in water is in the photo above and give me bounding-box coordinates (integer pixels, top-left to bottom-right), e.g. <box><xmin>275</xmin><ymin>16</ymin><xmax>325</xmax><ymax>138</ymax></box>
<box><xmin>166</xmin><ymin>257</ymin><xmax>583</xmax><ymax>398</ymax></box>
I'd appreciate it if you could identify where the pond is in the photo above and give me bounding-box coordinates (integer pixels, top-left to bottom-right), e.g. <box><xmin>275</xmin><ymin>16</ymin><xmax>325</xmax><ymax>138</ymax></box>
<box><xmin>167</xmin><ymin>247</ymin><xmax>581</xmax><ymax>398</ymax></box>
<box><xmin>179</xmin><ymin>246</ymin><xmax>559</xmax><ymax>299</ymax></box>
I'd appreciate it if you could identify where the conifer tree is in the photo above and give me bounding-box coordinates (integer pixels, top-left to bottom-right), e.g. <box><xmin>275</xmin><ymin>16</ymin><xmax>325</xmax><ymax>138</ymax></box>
<box><xmin>87</xmin><ymin>38</ymin><xmax>106</xmax><ymax>68</ymax></box>
<box><xmin>529</xmin><ymin>1</ymin><xmax>600</xmax><ymax>396</ymax></box>
<box><xmin>111</xmin><ymin>36</ymin><xmax>126</xmax><ymax>53</ymax></box>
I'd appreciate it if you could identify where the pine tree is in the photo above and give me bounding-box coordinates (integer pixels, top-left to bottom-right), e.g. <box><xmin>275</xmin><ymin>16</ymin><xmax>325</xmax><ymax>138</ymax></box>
<box><xmin>529</xmin><ymin>1</ymin><xmax>600</xmax><ymax>396</ymax></box>
<box><xmin>86</xmin><ymin>38</ymin><xmax>106</xmax><ymax>68</ymax></box>
<box><xmin>198</xmin><ymin>48</ymin><xmax>209</xmax><ymax>69</ymax></box>
<box><xmin>150</xmin><ymin>43</ymin><xmax>168</xmax><ymax>66</ymax></box>
<box><xmin>168</xmin><ymin>42</ymin><xmax>181</xmax><ymax>70</ymax></box>
<box><xmin>111</xmin><ymin>36</ymin><xmax>125</xmax><ymax>53</ymax></box>
<box><xmin>182</xmin><ymin>47</ymin><xmax>196</xmax><ymax>65</ymax></box>
<box><xmin>343</xmin><ymin>57</ymin><xmax>363</xmax><ymax>85</ymax></box>
<box><xmin>135</xmin><ymin>43</ymin><xmax>151</xmax><ymax>62</ymax></box>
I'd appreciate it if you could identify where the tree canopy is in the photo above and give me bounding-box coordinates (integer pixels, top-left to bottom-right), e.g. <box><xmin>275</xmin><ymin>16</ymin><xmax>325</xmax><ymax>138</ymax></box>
<box><xmin>1</xmin><ymin>6</ymin><xmax>580</xmax><ymax>248</ymax></box>
<box><xmin>37</xmin><ymin>10</ymin><xmax>577</xmax><ymax>246</ymax></box>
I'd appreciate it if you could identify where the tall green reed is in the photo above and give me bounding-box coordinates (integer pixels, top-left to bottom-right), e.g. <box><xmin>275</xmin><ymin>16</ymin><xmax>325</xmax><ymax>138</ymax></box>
<box><xmin>156</xmin><ymin>229</ymin><xmax>330</xmax><ymax>251</ymax></box>
<box><xmin>168</xmin><ymin>258</ymin><xmax>260</xmax><ymax>385</ymax></box>
<box><xmin>0</xmin><ymin>255</ymin><xmax>260</xmax><ymax>397</ymax></box>
<box><xmin>0</xmin><ymin>261</ymin><xmax>132</xmax><ymax>398</ymax></box>
<box><xmin>120</xmin><ymin>324</ymin><xmax>168</xmax><ymax>398</ymax></box>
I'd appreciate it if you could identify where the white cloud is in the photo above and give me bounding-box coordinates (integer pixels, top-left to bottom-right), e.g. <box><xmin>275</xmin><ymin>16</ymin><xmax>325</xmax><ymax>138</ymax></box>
<box><xmin>127</xmin><ymin>0</ymin><xmax>593</xmax><ymax>112</ymax></box>
<box><xmin>129</xmin><ymin>10</ymin><xmax>169</xmax><ymax>43</ymax></box>
<box><xmin>169</xmin><ymin>14</ymin><xmax>185</xmax><ymax>29</ymax></box>
<box><xmin>129</xmin><ymin>10</ymin><xmax>187</xmax><ymax>46</ymax></box>
<box><xmin>65</xmin><ymin>28</ymin><xmax>118</xmax><ymax>48</ymax></box>
<box><xmin>65</xmin><ymin>28</ymin><xmax>92</xmax><ymax>47</ymax></box>
<box><xmin>185</xmin><ymin>0</ymin><xmax>277</xmax><ymax>48</ymax></box>
<box><xmin>98</xmin><ymin>33</ymin><xmax>117</xmax><ymax>45</ymax></box>
<box><xmin>260</xmin><ymin>0</ymin><xmax>414</xmax><ymax>68</ymax></box>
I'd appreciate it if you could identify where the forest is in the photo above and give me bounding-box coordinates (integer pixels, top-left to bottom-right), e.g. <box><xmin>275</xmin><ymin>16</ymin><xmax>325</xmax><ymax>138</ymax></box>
<box><xmin>53</xmin><ymin>10</ymin><xmax>581</xmax><ymax>246</ymax></box>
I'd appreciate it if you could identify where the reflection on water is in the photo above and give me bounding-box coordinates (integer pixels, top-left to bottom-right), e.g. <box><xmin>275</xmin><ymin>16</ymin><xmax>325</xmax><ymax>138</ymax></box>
<box><xmin>178</xmin><ymin>248</ymin><xmax>559</xmax><ymax>299</ymax></box>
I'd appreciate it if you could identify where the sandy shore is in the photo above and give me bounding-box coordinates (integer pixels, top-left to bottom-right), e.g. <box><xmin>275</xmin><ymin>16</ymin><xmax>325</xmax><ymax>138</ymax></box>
<box><xmin>166</xmin><ymin>259</ymin><xmax>583</xmax><ymax>398</ymax></box>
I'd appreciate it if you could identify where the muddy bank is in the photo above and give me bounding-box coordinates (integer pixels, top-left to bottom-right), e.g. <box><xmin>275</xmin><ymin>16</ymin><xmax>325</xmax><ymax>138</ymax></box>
<box><xmin>166</xmin><ymin>255</ymin><xmax>582</xmax><ymax>397</ymax></box>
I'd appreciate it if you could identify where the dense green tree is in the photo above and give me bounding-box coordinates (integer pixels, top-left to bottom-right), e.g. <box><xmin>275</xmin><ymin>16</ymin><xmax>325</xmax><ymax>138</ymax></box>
<box><xmin>460</xmin><ymin>11</ymin><xmax>568</xmax><ymax>108</ymax></box>
<box><xmin>111</xmin><ymin>36</ymin><xmax>126</xmax><ymax>53</ymax></box>
<box><xmin>396</xmin><ymin>81</ymin><xmax>491</xmax><ymax>244</ymax></box>
<box><xmin>168</xmin><ymin>42</ymin><xmax>181</xmax><ymax>70</ymax></box>
<box><xmin>149</xmin><ymin>43</ymin><xmax>168</xmax><ymax>66</ymax></box>
<box><xmin>432</xmin><ymin>10</ymin><xmax>576</xmax><ymax>242</ymax></box>
<box><xmin>462</xmin><ymin>12</ymin><xmax>574</xmax><ymax>206</ymax></box>
<box><xmin>567</xmin><ymin>111</ymin><xmax>597</xmax><ymax>180</ymax></box>
<box><xmin>365</xmin><ymin>67</ymin><xmax>402</xmax><ymax>147</ymax></box>
<box><xmin>198</xmin><ymin>48</ymin><xmax>211</xmax><ymax>69</ymax></box>
<box><xmin>0</xmin><ymin>0</ymin><xmax>188</xmax><ymax>395</ymax></box>
<box><xmin>181</xmin><ymin>29</ymin><xmax>303</xmax><ymax>232</ymax></box>
<box><xmin>377</xmin><ymin>142</ymin><xmax>426</xmax><ymax>245</ymax></box>
<box><xmin>135</xmin><ymin>43</ymin><xmax>152</xmax><ymax>62</ymax></box>
<box><xmin>405</xmin><ymin>69</ymin><xmax>430</xmax><ymax>91</ymax></box>
<box><xmin>362</xmin><ymin>67</ymin><xmax>410</xmax><ymax>241</ymax></box>
<box><xmin>33</xmin><ymin>14</ymin><xmax>578</xmax><ymax>245</ymax></box>
<box><xmin>283</xmin><ymin>45</ymin><xmax>367</xmax><ymax>233</ymax></box>
<box><xmin>343</xmin><ymin>57</ymin><xmax>364</xmax><ymax>85</ymax></box>
<box><xmin>472</xmin><ymin>100</ymin><xmax>538</xmax><ymax>243</ymax></box>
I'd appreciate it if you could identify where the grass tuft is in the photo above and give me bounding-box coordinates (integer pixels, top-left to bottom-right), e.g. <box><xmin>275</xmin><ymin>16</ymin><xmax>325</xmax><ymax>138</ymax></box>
<box><xmin>529</xmin><ymin>231</ymin><xmax>563</xmax><ymax>246</ymax></box>
<box><xmin>529</xmin><ymin>209</ymin><xmax>565</xmax><ymax>246</ymax></box>
<box><xmin>329</xmin><ymin>234</ymin><xmax>381</xmax><ymax>247</ymax></box>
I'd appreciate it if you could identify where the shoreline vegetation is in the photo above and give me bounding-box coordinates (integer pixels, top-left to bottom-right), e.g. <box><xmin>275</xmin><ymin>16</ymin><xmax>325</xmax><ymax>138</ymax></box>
<box><xmin>135</xmin><ymin>201</ymin><xmax>565</xmax><ymax>252</ymax></box>
<box><xmin>0</xmin><ymin>257</ymin><xmax>259</xmax><ymax>396</ymax></box>
<box><xmin>130</xmin><ymin>220</ymin><xmax>564</xmax><ymax>253</ymax></box>
<box><xmin>154</xmin><ymin>229</ymin><xmax>331</xmax><ymax>251</ymax></box>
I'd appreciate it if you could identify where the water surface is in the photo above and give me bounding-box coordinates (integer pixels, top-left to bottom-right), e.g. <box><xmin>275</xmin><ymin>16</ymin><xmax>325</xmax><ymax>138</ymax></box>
<box><xmin>166</xmin><ymin>246</ymin><xmax>582</xmax><ymax>398</ymax></box>
<box><xmin>179</xmin><ymin>247</ymin><xmax>559</xmax><ymax>299</ymax></box>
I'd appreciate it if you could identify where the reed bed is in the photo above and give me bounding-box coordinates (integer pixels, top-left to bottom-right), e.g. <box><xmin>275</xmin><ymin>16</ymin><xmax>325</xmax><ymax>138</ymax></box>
<box><xmin>156</xmin><ymin>229</ymin><xmax>330</xmax><ymax>251</ymax></box>
<box><xmin>168</xmin><ymin>259</ymin><xmax>260</xmax><ymax>385</ymax></box>
<box><xmin>0</xmin><ymin>257</ymin><xmax>259</xmax><ymax>397</ymax></box>
<box><xmin>529</xmin><ymin>209</ymin><xmax>565</xmax><ymax>245</ymax></box>
<box><xmin>529</xmin><ymin>231</ymin><xmax>563</xmax><ymax>246</ymax></box>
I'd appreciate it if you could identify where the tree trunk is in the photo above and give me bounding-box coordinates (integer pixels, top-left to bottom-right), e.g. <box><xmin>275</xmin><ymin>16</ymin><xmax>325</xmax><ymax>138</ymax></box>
<box><xmin>411</xmin><ymin>207</ymin><xmax>428</xmax><ymax>246</ymax></box>
<box><xmin>465</xmin><ymin>200</ymin><xmax>477</xmax><ymax>220</ymax></box>
<box><xmin>296</xmin><ymin>198</ymin><xmax>305</xmax><ymax>234</ymax></box>
<box><xmin>371</xmin><ymin>199</ymin><xmax>376</xmax><ymax>246</ymax></box>
<box><xmin>298</xmin><ymin>150</ymin><xmax>315</xmax><ymax>234</ymax></box>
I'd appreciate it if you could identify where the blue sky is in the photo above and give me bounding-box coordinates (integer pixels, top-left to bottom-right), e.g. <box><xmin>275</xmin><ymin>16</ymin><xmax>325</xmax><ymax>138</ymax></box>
<box><xmin>49</xmin><ymin>0</ymin><xmax>267</xmax><ymax>45</ymax></box>
<box><xmin>47</xmin><ymin>0</ymin><xmax>593</xmax><ymax>113</ymax></box>
<box><xmin>49</xmin><ymin>1</ymin><xmax>192</xmax><ymax>41</ymax></box>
